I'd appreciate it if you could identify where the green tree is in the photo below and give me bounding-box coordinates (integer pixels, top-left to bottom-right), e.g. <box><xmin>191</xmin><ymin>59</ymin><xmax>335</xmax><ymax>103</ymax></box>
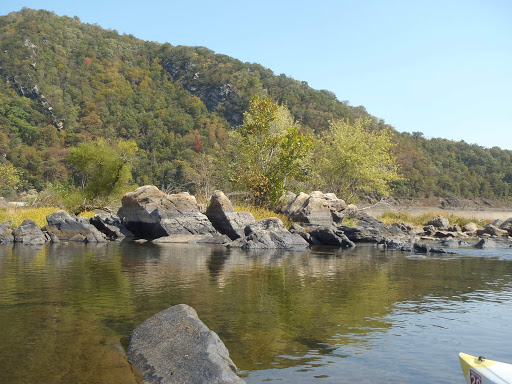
<box><xmin>231</xmin><ymin>96</ymin><xmax>315</xmax><ymax>206</ymax></box>
<box><xmin>67</xmin><ymin>139</ymin><xmax>138</xmax><ymax>202</ymax></box>
<box><xmin>316</xmin><ymin>117</ymin><xmax>402</xmax><ymax>202</ymax></box>
<box><xmin>0</xmin><ymin>162</ymin><xmax>21</xmax><ymax>195</ymax></box>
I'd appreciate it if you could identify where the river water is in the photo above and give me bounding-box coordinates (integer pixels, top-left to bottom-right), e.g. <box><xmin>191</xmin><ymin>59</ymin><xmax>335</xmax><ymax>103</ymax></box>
<box><xmin>1</xmin><ymin>242</ymin><xmax>511</xmax><ymax>383</ymax></box>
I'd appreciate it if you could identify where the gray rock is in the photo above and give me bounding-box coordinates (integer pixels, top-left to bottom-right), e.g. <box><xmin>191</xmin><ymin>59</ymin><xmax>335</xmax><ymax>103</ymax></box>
<box><xmin>228</xmin><ymin>218</ymin><xmax>309</xmax><ymax>250</ymax></box>
<box><xmin>474</xmin><ymin>238</ymin><xmax>497</xmax><ymax>249</ymax></box>
<box><xmin>45</xmin><ymin>210</ymin><xmax>107</xmax><ymax>243</ymax></box>
<box><xmin>128</xmin><ymin>304</ymin><xmax>245</xmax><ymax>384</ymax></box>
<box><xmin>423</xmin><ymin>225</ymin><xmax>436</xmax><ymax>236</ymax></box>
<box><xmin>499</xmin><ymin>218</ymin><xmax>512</xmax><ymax>234</ymax></box>
<box><xmin>337</xmin><ymin>225</ymin><xmax>384</xmax><ymax>243</ymax></box>
<box><xmin>205</xmin><ymin>191</ymin><xmax>255</xmax><ymax>240</ymax></box>
<box><xmin>447</xmin><ymin>224</ymin><xmax>462</xmax><ymax>233</ymax></box>
<box><xmin>462</xmin><ymin>222</ymin><xmax>478</xmax><ymax>233</ymax></box>
<box><xmin>377</xmin><ymin>238</ymin><xmax>411</xmax><ymax>251</ymax></box>
<box><xmin>285</xmin><ymin>191</ymin><xmax>346</xmax><ymax>226</ymax></box>
<box><xmin>90</xmin><ymin>212</ymin><xmax>134</xmax><ymax>240</ymax></box>
<box><xmin>427</xmin><ymin>216</ymin><xmax>450</xmax><ymax>229</ymax></box>
<box><xmin>13</xmin><ymin>219</ymin><xmax>46</xmax><ymax>244</ymax></box>
<box><xmin>476</xmin><ymin>224</ymin><xmax>508</xmax><ymax>237</ymax></box>
<box><xmin>0</xmin><ymin>221</ymin><xmax>14</xmax><ymax>244</ymax></box>
<box><xmin>392</xmin><ymin>222</ymin><xmax>414</xmax><ymax>232</ymax></box>
<box><xmin>118</xmin><ymin>186</ymin><xmax>218</xmax><ymax>240</ymax></box>
<box><xmin>414</xmin><ymin>243</ymin><xmax>431</xmax><ymax>253</ymax></box>
<box><xmin>430</xmin><ymin>247</ymin><xmax>447</xmax><ymax>254</ymax></box>
<box><xmin>308</xmin><ymin>226</ymin><xmax>355</xmax><ymax>247</ymax></box>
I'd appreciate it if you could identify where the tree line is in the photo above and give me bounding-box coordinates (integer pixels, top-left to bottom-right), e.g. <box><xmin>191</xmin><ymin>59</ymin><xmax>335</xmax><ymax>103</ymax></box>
<box><xmin>0</xmin><ymin>8</ymin><xmax>511</xmax><ymax>208</ymax></box>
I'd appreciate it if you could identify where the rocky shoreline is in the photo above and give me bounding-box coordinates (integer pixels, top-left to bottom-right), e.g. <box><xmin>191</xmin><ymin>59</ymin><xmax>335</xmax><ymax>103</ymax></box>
<box><xmin>1</xmin><ymin>185</ymin><xmax>512</xmax><ymax>253</ymax></box>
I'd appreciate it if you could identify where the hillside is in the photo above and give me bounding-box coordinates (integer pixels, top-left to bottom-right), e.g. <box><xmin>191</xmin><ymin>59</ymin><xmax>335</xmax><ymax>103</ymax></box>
<box><xmin>1</xmin><ymin>8</ymin><xmax>511</xmax><ymax>202</ymax></box>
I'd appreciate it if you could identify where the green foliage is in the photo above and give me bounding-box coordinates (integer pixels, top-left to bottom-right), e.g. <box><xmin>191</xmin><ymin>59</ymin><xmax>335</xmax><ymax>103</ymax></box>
<box><xmin>231</xmin><ymin>96</ymin><xmax>315</xmax><ymax>206</ymax></box>
<box><xmin>315</xmin><ymin>117</ymin><xmax>402</xmax><ymax>202</ymax></box>
<box><xmin>0</xmin><ymin>162</ymin><xmax>20</xmax><ymax>189</ymax></box>
<box><xmin>67</xmin><ymin>139</ymin><xmax>138</xmax><ymax>201</ymax></box>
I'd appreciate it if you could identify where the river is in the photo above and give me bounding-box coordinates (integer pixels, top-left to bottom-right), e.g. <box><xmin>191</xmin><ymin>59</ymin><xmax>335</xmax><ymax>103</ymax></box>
<box><xmin>0</xmin><ymin>242</ymin><xmax>511</xmax><ymax>383</ymax></box>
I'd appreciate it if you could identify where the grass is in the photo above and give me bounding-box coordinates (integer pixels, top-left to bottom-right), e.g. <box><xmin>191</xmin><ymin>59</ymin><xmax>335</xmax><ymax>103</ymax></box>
<box><xmin>0</xmin><ymin>206</ymin><xmax>96</xmax><ymax>228</ymax></box>
<box><xmin>235</xmin><ymin>205</ymin><xmax>293</xmax><ymax>229</ymax></box>
<box><xmin>378</xmin><ymin>210</ymin><xmax>490</xmax><ymax>228</ymax></box>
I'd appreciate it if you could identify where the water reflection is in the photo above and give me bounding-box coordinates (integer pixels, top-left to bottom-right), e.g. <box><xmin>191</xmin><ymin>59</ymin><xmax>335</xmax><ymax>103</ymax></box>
<box><xmin>0</xmin><ymin>243</ymin><xmax>511</xmax><ymax>383</ymax></box>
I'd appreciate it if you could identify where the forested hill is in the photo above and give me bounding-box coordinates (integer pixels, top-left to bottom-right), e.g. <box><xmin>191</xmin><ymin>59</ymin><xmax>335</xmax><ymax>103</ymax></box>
<box><xmin>1</xmin><ymin>8</ymin><xmax>511</xmax><ymax>201</ymax></box>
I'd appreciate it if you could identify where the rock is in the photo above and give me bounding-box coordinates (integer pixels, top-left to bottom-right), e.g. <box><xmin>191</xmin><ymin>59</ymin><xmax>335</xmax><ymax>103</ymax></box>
<box><xmin>434</xmin><ymin>230</ymin><xmax>457</xmax><ymax>238</ymax></box>
<box><xmin>447</xmin><ymin>224</ymin><xmax>462</xmax><ymax>233</ymax></box>
<box><xmin>499</xmin><ymin>218</ymin><xmax>512</xmax><ymax>235</ymax></box>
<box><xmin>45</xmin><ymin>210</ymin><xmax>107</xmax><ymax>243</ymax></box>
<box><xmin>423</xmin><ymin>225</ymin><xmax>436</xmax><ymax>236</ymax></box>
<box><xmin>427</xmin><ymin>216</ymin><xmax>450</xmax><ymax>229</ymax></box>
<box><xmin>308</xmin><ymin>226</ymin><xmax>355</xmax><ymax>247</ymax></box>
<box><xmin>285</xmin><ymin>191</ymin><xmax>346</xmax><ymax>226</ymax></box>
<box><xmin>13</xmin><ymin>219</ymin><xmax>46</xmax><ymax>244</ymax></box>
<box><xmin>0</xmin><ymin>221</ymin><xmax>14</xmax><ymax>244</ymax></box>
<box><xmin>430</xmin><ymin>247</ymin><xmax>447</xmax><ymax>254</ymax></box>
<box><xmin>474</xmin><ymin>238</ymin><xmax>497</xmax><ymax>249</ymax></box>
<box><xmin>392</xmin><ymin>222</ymin><xmax>414</xmax><ymax>232</ymax></box>
<box><xmin>476</xmin><ymin>224</ymin><xmax>508</xmax><ymax>237</ymax></box>
<box><xmin>118</xmin><ymin>186</ymin><xmax>218</xmax><ymax>241</ymax></box>
<box><xmin>462</xmin><ymin>222</ymin><xmax>478</xmax><ymax>233</ymax></box>
<box><xmin>377</xmin><ymin>238</ymin><xmax>411</xmax><ymax>251</ymax></box>
<box><xmin>337</xmin><ymin>225</ymin><xmax>384</xmax><ymax>243</ymax></box>
<box><xmin>205</xmin><ymin>191</ymin><xmax>255</xmax><ymax>240</ymax></box>
<box><xmin>90</xmin><ymin>212</ymin><xmax>134</xmax><ymax>240</ymax></box>
<box><xmin>228</xmin><ymin>218</ymin><xmax>309</xmax><ymax>250</ymax></box>
<box><xmin>441</xmin><ymin>239</ymin><xmax>462</xmax><ymax>248</ymax></box>
<box><xmin>277</xmin><ymin>191</ymin><xmax>297</xmax><ymax>213</ymax></box>
<box><xmin>152</xmin><ymin>234</ymin><xmax>229</xmax><ymax>244</ymax></box>
<box><xmin>414</xmin><ymin>243</ymin><xmax>431</xmax><ymax>253</ymax></box>
<box><xmin>127</xmin><ymin>304</ymin><xmax>245</xmax><ymax>384</ymax></box>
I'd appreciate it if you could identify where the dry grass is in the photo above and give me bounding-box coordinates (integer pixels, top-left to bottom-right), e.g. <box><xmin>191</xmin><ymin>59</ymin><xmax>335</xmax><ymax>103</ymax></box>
<box><xmin>0</xmin><ymin>206</ymin><xmax>95</xmax><ymax>228</ymax></box>
<box><xmin>235</xmin><ymin>205</ymin><xmax>293</xmax><ymax>229</ymax></box>
<box><xmin>378</xmin><ymin>210</ymin><xmax>490</xmax><ymax>227</ymax></box>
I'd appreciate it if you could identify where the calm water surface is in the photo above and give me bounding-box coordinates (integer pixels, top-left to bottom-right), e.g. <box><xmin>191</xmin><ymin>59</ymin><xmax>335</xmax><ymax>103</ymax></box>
<box><xmin>0</xmin><ymin>242</ymin><xmax>511</xmax><ymax>383</ymax></box>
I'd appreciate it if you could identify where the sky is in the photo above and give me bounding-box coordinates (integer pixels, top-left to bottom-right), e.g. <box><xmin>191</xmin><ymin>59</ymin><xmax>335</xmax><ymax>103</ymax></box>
<box><xmin>1</xmin><ymin>0</ymin><xmax>511</xmax><ymax>149</ymax></box>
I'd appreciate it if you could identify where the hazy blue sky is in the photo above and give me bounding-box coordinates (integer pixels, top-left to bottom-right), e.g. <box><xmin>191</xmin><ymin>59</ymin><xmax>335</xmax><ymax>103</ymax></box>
<box><xmin>1</xmin><ymin>1</ymin><xmax>511</xmax><ymax>149</ymax></box>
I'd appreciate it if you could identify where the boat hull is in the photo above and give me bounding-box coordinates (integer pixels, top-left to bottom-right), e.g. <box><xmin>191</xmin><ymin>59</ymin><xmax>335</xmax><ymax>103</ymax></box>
<box><xmin>459</xmin><ymin>353</ymin><xmax>512</xmax><ymax>384</ymax></box>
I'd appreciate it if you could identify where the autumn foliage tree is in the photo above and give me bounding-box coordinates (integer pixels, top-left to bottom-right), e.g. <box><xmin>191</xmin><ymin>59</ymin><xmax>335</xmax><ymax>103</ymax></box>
<box><xmin>231</xmin><ymin>96</ymin><xmax>315</xmax><ymax>207</ymax></box>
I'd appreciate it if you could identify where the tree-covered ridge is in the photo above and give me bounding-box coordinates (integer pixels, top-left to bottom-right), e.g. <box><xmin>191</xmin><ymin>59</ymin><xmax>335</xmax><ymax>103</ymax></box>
<box><xmin>0</xmin><ymin>8</ymin><xmax>511</xmax><ymax>202</ymax></box>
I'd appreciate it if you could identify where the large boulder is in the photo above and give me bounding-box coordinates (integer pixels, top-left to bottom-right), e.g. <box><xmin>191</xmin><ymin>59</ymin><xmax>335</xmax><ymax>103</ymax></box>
<box><xmin>45</xmin><ymin>210</ymin><xmax>107</xmax><ymax>243</ymax></box>
<box><xmin>127</xmin><ymin>304</ymin><xmax>245</xmax><ymax>384</ymax></box>
<box><xmin>284</xmin><ymin>191</ymin><xmax>346</xmax><ymax>226</ymax></box>
<box><xmin>308</xmin><ymin>225</ymin><xmax>355</xmax><ymax>247</ymax></box>
<box><xmin>0</xmin><ymin>221</ymin><xmax>13</xmax><ymax>244</ymax></box>
<box><xmin>118</xmin><ymin>186</ymin><xmax>218</xmax><ymax>240</ymax></box>
<box><xmin>205</xmin><ymin>191</ymin><xmax>255</xmax><ymax>240</ymax></box>
<box><xmin>462</xmin><ymin>222</ymin><xmax>478</xmax><ymax>234</ymax></box>
<box><xmin>476</xmin><ymin>224</ymin><xmax>508</xmax><ymax>237</ymax></box>
<box><xmin>474</xmin><ymin>238</ymin><xmax>497</xmax><ymax>249</ymax></box>
<box><xmin>228</xmin><ymin>218</ymin><xmax>309</xmax><ymax>250</ymax></box>
<box><xmin>427</xmin><ymin>216</ymin><xmax>450</xmax><ymax>230</ymax></box>
<box><xmin>499</xmin><ymin>218</ymin><xmax>512</xmax><ymax>235</ymax></box>
<box><xmin>90</xmin><ymin>212</ymin><xmax>134</xmax><ymax>240</ymax></box>
<box><xmin>13</xmin><ymin>219</ymin><xmax>46</xmax><ymax>244</ymax></box>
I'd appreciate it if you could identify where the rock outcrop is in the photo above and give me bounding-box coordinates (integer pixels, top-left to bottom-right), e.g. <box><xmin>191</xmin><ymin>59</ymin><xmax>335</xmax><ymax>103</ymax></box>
<box><xmin>118</xmin><ymin>186</ymin><xmax>218</xmax><ymax>241</ymax></box>
<box><xmin>474</xmin><ymin>238</ymin><xmax>497</xmax><ymax>249</ymax></box>
<box><xmin>205</xmin><ymin>191</ymin><xmax>255</xmax><ymax>240</ymax></box>
<box><xmin>13</xmin><ymin>219</ymin><xmax>46</xmax><ymax>244</ymax></box>
<box><xmin>90</xmin><ymin>212</ymin><xmax>134</xmax><ymax>240</ymax></box>
<box><xmin>284</xmin><ymin>191</ymin><xmax>346</xmax><ymax>226</ymax></box>
<box><xmin>127</xmin><ymin>304</ymin><xmax>245</xmax><ymax>384</ymax></box>
<box><xmin>0</xmin><ymin>221</ymin><xmax>13</xmax><ymax>244</ymax></box>
<box><xmin>228</xmin><ymin>218</ymin><xmax>309</xmax><ymax>250</ymax></box>
<box><xmin>45</xmin><ymin>210</ymin><xmax>107</xmax><ymax>243</ymax></box>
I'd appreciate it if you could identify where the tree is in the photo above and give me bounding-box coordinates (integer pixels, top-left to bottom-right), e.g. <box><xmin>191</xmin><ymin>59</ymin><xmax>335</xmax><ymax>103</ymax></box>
<box><xmin>231</xmin><ymin>96</ymin><xmax>315</xmax><ymax>206</ymax></box>
<box><xmin>315</xmin><ymin>117</ymin><xmax>402</xmax><ymax>202</ymax></box>
<box><xmin>0</xmin><ymin>162</ymin><xmax>21</xmax><ymax>195</ymax></box>
<box><xmin>67</xmin><ymin>139</ymin><xmax>138</xmax><ymax>201</ymax></box>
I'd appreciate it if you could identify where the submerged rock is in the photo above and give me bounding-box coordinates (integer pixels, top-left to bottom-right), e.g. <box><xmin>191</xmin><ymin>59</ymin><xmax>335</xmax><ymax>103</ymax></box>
<box><xmin>128</xmin><ymin>304</ymin><xmax>245</xmax><ymax>384</ymax></box>
<box><xmin>474</xmin><ymin>238</ymin><xmax>497</xmax><ymax>249</ymax></box>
